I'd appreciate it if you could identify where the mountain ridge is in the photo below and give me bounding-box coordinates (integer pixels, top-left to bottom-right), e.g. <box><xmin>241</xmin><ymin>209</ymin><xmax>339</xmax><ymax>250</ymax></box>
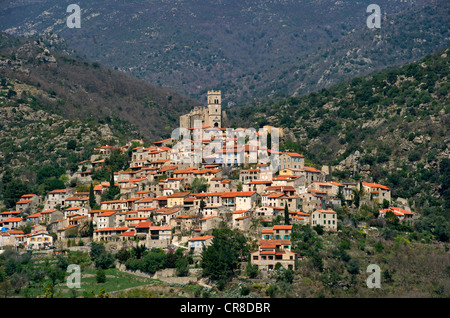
<box><xmin>1</xmin><ymin>0</ymin><xmax>448</xmax><ymax>105</ymax></box>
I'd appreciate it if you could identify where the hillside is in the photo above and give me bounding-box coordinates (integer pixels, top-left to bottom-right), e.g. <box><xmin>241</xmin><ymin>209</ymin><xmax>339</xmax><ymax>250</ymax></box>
<box><xmin>228</xmin><ymin>0</ymin><xmax>450</xmax><ymax>103</ymax></box>
<box><xmin>0</xmin><ymin>32</ymin><xmax>196</xmax><ymax>141</ymax></box>
<box><xmin>1</xmin><ymin>0</ymin><xmax>448</xmax><ymax>105</ymax></box>
<box><xmin>0</xmin><ymin>32</ymin><xmax>196</xmax><ymax>205</ymax></box>
<box><xmin>230</xmin><ymin>46</ymin><xmax>450</xmax><ymax>214</ymax></box>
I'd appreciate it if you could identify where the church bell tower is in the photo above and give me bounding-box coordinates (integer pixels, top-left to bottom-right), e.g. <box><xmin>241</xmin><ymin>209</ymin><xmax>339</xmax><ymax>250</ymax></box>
<box><xmin>207</xmin><ymin>90</ymin><xmax>222</xmax><ymax>128</ymax></box>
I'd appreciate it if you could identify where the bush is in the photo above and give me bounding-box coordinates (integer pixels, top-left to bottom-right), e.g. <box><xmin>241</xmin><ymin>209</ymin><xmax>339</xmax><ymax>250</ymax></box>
<box><xmin>96</xmin><ymin>269</ymin><xmax>106</xmax><ymax>283</ymax></box>
<box><xmin>67</xmin><ymin>140</ymin><xmax>77</xmax><ymax>150</ymax></box>
<box><xmin>94</xmin><ymin>253</ymin><xmax>115</xmax><ymax>269</ymax></box>
<box><xmin>347</xmin><ymin>259</ymin><xmax>360</xmax><ymax>275</ymax></box>
<box><xmin>246</xmin><ymin>263</ymin><xmax>259</xmax><ymax>278</ymax></box>
<box><xmin>265</xmin><ymin>284</ymin><xmax>279</xmax><ymax>298</ymax></box>
<box><xmin>313</xmin><ymin>225</ymin><xmax>324</xmax><ymax>235</ymax></box>
<box><xmin>374</xmin><ymin>241</ymin><xmax>384</xmax><ymax>252</ymax></box>
<box><xmin>277</xmin><ymin>268</ymin><xmax>294</xmax><ymax>284</ymax></box>
<box><xmin>175</xmin><ymin>257</ymin><xmax>189</xmax><ymax>277</ymax></box>
<box><xmin>240</xmin><ymin>285</ymin><xmax>250</xmax><ymax>296</ymax></box>
<box><xmin>408</xmin><ymin>150</ymin><xmax>421</xmax><ymax>162</ymax></box>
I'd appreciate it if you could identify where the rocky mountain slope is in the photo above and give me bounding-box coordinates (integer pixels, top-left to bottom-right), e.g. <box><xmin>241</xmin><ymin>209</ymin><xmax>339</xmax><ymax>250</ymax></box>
<box><xmin>0</xmin><ymin>32</ymin><xmax>197</xmax><ymax>193</ymax></box>
<box><xmin>1</xmin><ymin>0</ymin><xmax>448</xmax><ymax>105</ymax></box>
<box><xmin>230</xmin><ymin>46</ymin><xmax>450</xmax><ymax>212</ymax></box>
<box><xmin>0</xmin><ymin>32</ymin><xmax>196</xmax><ymax>142</ymax></box>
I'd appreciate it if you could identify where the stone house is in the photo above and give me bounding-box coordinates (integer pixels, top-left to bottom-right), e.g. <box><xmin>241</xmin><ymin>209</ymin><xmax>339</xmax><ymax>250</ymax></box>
<box><xmin>361</xmin><ymin>182</ymin><xmax>391</xmax><ymax>203</ymax></box>
<box><xmin>250</xmin><ymin>236</ymin><xmax>297</xmax><ymax>271</ymax></box>
<box><xmin>15</xmin><ymin>194</ymin><xmax>41</xmax><ymax>212</ymax></box>
<box><xmin>278</xmin><ymin>152</ymin><xmax>304</xmax><ymax>170</ymax></box>
<box><xmin>311</xmin><ymin>209</ymin><xmax>337</xmax><ymax>231</ymax></box>
<box><xmin>44</xmin><ymin>189</ymin><xmax>74</xmax><ymax>210</ymax></box>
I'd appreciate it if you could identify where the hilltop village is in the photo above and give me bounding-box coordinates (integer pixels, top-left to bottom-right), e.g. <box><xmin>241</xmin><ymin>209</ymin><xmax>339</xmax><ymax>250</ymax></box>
<box><xmin>0</xmin><ymin>91</ymin><xmax>414</xmax><ymax>273</ymax></box>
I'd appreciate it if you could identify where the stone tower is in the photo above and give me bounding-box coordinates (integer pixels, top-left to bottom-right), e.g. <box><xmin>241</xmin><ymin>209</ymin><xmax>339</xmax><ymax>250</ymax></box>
<box><xmin>207</xmin><ymin>90</ymin><xmax>222</xmax><ymax>128</ymax></box>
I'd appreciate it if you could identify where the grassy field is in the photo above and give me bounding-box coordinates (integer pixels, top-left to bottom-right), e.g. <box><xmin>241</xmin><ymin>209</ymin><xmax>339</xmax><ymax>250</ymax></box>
<box><xmin>10</xmin><ymin>254</ymin><xmax>160</xmax><ymax>298</ymax></box>
<box><xmin>54</xmin><ymin>268</ymin><xmax>160</xmax><ymax>298</ymax></box>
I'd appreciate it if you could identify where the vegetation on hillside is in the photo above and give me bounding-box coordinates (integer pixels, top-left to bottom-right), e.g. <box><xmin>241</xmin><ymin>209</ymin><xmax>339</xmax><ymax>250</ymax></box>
<box><xmin>0</xmin><ymin>32</ymin><xmax>196</xmax><ymax>141</ymax></box>
<box><xmin>1</xmin><ymin>1</ymin><xmax>448</xmax><ymax>104</ymax></box>
<box><xmin>229</xmin><ymin>47</ymin><xmax>450</xmax><ymax>244</ymax></box>
<box><xmin>232</xmin><ymin>46</ymin><xmax>449</xmax><ymax>207</ymax></box>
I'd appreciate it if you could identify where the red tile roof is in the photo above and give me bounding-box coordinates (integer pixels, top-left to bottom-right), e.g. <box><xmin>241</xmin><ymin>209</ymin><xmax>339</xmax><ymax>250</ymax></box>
<box><xmin>188</xmin><ymin>235</ymin><xmax>214</xmax><ymax>241</ymax></box>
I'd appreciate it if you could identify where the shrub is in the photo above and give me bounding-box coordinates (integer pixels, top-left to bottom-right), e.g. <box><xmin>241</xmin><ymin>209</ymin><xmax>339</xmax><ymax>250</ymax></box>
<box><xmin>408</xmin><ymin>150</ymin><xmax>421</xmax><ymax>162</ymax></box>
<box><xmin>96</xmin><ymin>269</ymin><xmax>106</xmax><ymax>283</ymax></box>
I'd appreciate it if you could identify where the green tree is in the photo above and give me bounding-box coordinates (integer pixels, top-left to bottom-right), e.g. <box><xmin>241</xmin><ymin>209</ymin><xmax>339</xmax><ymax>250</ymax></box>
<box><xmin>67</xmin><ymin>140</ymin><xmax>77</xmax><ymax>150</ymax></box>
<box><xmin>337</xmin><ymin>186</ymin><xmax>346</xmax><ymax>207</ymax></box>
<box><xmin>246</xmin><ymin>257</ymin><xmax>259</xmax><ymax>278</ymax></box>
<box><xmin>175</xmin><ymin>257</ymin><xmax>189</xmax><ymax>277</ymax></box>
<box><xmin>199</xmin><ymin>199</ymin><xmax>206</xmax><ymax>211</ymax></box>
<box><xmin>90</xmin><ymin>242</ymin><xmax>106</xmax><ymax>260</ymax></box>
<box><xmin>440</xmin><ymin>158</ymin><xmax>450</xmax><ymax>210</ymax></box>
<box><xmin>103</xmin><ymin>169</ymin><xmax>119</xmax><ymax>200</ymax></box>
<box><xmin>106</xmin><ymin>149</ymin><xmax>128</xmax><ymax>172</ymax></box>
<box><xmin>352</xmin><ymin>187</ymin><xmax>362</xmax><ymax>208</ymax></box>
<box><xmin>201</xmin><ymin>227</ymin><xmax>248</xmax><ymax>281</ymax></box>
<box><xmin>2</xmin><ymin>177</ymin><xmax>31</xmax><ymax>209</ymax></box>
<box><xmin>190</xmin><ymin>177</ymin><xmax>209</xmax><ymax>193</ymax></box>
<box><xmin>96</xmin><ymin>269</ymin><xmax>106</xmax><ymax>283</ymax></box>
<box><xmin>385</xmin><ymin>211</ymin><xmax>399</xmax><ymax>225</ymax></box>
<box><xmin>36</xmin><ymin>165</ymin><xmax>65</xmax><ymax>184</ymax></box>
<box><xmin>284</xmin><ymin>204</ymin><xmax>290</xmax><ymax>225</ymax></box>
<box><xmin>94</xmin><ymin>253</ymin><xmax>115</xmax><ymax>269</ymax></box>
<box><xmin>89</xmin><ymin>183</ymin><xmax>96</xmax><ymax>209</ymax></box>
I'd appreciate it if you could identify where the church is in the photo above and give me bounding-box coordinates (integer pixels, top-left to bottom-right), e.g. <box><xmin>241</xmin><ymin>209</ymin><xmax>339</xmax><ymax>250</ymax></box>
<box><xmin>179</xmin><ymin>90</ymin><xmax>224</xmax><ymax>130</ymax></box>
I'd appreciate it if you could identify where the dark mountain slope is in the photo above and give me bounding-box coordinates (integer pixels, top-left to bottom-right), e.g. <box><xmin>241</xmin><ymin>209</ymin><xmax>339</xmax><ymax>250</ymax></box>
<box><xmin>0</xmin><ymin>33</ymin><xmax>196</xmax><ymax>141</ymax></box>
<box><xmin>1</xmin><ymin>0</ymin><xmax>448</xmax><ymax>105</ymax></box>
<box><xmin>230</xmin><ymin>46</ymin><xmax>450</xmax><ymax>212</ymax></box>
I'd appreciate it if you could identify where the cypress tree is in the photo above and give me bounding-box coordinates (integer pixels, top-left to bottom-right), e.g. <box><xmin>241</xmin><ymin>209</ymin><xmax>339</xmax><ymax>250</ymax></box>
<box><xmin>89</xmin><ymin>183</ymin><xmax>96</xmax><ymax>208</ymax></box>
<box><xmin>284</xmin><ymin>204</ymin><xmax>290</xmax><ymax>225</ymax></box>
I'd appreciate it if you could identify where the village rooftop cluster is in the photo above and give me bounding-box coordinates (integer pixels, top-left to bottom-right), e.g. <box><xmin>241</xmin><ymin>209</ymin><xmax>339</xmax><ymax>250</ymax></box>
<box><xmin>0</xmin><ymin>91</ymin><xmax>415</xmax><ymax>272</ymax></box>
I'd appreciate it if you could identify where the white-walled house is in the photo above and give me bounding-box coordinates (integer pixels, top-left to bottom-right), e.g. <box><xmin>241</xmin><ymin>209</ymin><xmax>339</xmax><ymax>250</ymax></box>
<box><xmin>26</xmin><ymin>232</ymin><xmax>54</xmax><ymax>250</ymax></box>
<box><xmin>188</xmin><ymin>235</ymin><xmax>214</xmax><ymax>254</ymax></box>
